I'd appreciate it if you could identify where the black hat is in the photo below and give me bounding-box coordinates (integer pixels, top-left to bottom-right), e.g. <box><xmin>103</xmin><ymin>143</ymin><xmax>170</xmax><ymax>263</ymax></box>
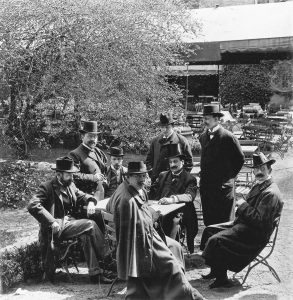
<box><xmin>165</xmin><ymin>143</ymin><xmax>185</xmax><ymax>159</ymax></box>
<box><xmin>127</xmin><ymin>161</ymin><xmax>148</xmax><ymax>174</ymax></box>
<box><xmin>203</xmin><ymin>104</ymin><xmax>224</xmax><ymax>117</ymax></box>
<box><xmin>108</xmin><ymin>147</ymin><xmax>124</xmax><ymax>157</ymax></box>
<box><xmin>79</xmin><ymin>121</ymin><xmax>101</xmax><ymax>134</ymax></box>
<box><xmin>51</xmin><ymin>156</ymin><xmax>79</xmax><ymax>173</ymax></box>
<box><xmin>249</xmin><ymin>152</ymin><xmax>276</xmax><ymax>168</ymax></box>
<box><xmin>157</xmin><ymin>112</ymin><xmax>175</xmax><ymax>126</ymax></box>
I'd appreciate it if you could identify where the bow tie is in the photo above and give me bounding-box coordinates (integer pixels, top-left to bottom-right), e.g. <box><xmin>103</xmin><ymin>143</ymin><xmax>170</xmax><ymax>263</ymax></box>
<box><xmin>207</xmin><ymin>131</ymin><xmax>215</xmax><ymax>136</ymax></box>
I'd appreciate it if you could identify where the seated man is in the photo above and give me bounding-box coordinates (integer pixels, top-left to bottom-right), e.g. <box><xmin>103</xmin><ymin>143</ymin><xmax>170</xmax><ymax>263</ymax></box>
<box><xmin>27</xmin><ymin>157</ymin><xmax>112</xmax><ymax>284</ymax></box>
<box><xmin>153</xmin><ymin>143</ymin><xmax>198</xmax><ymax>254</ymax></box>
<box><xmin>106</xmin><ymin>161</ymin><xmax>204</xmax><ymax>300</ymax></box>
<box><xmin>200</xmin><ymin>153</ymin><xmax>283</xmax><ymax>288</ymax></box>
<box><xmin>104</xmin><ymin>147</ymin><xmax>127</xmax><ymax>198</ymax></box>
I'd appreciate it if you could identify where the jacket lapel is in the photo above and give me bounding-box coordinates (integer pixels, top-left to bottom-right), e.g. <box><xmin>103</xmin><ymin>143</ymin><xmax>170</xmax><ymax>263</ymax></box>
<box><xmin>246</xmin><ymin>178</ymin><xmax>273</xmax><ymax>201</ymax></box>
<box><xmin>174</xmin><ymin>170</ymin><xmax>187</xmax><ymax>193</ymax></box>
<box><xmin>52</xmin><ymin>177</ymin><xmax>63</xmax><ymax>204</ymax></box>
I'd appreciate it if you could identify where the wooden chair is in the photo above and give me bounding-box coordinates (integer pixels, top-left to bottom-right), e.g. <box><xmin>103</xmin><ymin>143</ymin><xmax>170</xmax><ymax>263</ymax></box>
<box><xmin>241</xmin><ymin>207</ymin><xmax>283</xmax><ymax>284</ymax></box>
<box><xmin>101</xmin><ymin>211</ymin><xmax>119</xmax><ymax>296</ymax></box>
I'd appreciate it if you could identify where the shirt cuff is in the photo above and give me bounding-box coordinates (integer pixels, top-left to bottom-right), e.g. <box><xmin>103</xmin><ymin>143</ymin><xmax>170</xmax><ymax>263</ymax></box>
<box><xmin>172</xmin><ymin>195</ymin><xmax>179</xmax><ymax>203</ymax></box>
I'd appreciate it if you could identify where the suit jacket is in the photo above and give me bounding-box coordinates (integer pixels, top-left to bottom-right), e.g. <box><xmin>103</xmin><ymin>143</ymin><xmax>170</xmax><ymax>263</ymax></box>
<box><xmin>106</xmin><ymin>181</ymin><xmax>155</xmax><ymax>280</ymax></box>
<box><xmin>153</xmin><ymin>170</ymin><xmax>198</xmax><ymax>253</ymax></box>
<box><xmin>69</xmin><ymin>144</ymin><xmax>108</xmax><ymax>193</ymax></box>
<box><xmin>199</xmin><ymin>125</ymin><xmax>244</xmax><ymax>187</ymax></box>
<box><xmin>104</xmin><ymin>165</ymin><xmax>127</xmax><ymax>198</ymax></box>
<box><xmin>146</xmin><ymin>131</ymin><xmax>193</xmax><ymax>180</ymax></box>
<box><xmin>203</xmin><ymin>178</ymin><xmax>283</xmax><ymax>272</ymax></box>
<box><xmin>27</xmin><ymin>177</ymin><xmax>96</xmax><ymax>277</ymax></box>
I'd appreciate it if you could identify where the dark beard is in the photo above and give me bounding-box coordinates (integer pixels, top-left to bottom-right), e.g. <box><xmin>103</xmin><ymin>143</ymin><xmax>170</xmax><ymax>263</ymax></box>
<box><xmin>60</xmin><ymin>179</ymin><xmax>72</xmax><ymax>187</ymax></box>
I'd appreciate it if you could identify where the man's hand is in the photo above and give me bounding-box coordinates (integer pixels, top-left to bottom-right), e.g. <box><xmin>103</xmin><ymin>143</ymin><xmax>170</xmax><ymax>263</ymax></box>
<box><xmin>158</xmin><ymin>197</ymin><xmax>173</xmax><ymax>205</ymax></box>
<box><xmin>92</xmin><ymin>173</ymin><xmax>104</xmax><ymax>182</ymax></box>
<box><xmin>236</xmin><ymin>198</ymin><xmax>246</xmax><ymax>207</ymax></box>
<box><xmin>51</xmin><ymin>221</ymin><xmax>61</xmax><ymax>234</ymax></box>
<box><xmin>87</xmin><ymin>201</ymin><xmax>96</xmax><ymax>216</ymax></box>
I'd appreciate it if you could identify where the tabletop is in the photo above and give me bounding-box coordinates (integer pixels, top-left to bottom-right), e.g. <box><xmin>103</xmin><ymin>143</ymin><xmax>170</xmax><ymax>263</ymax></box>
<box><xmin>241</xmin><ymin>145</ymin><xmax>258</xmax><ymax>154</ymax></box>
<box><xmin>91</xmin><ymin>198</ymin><xmax>185</xmax><ymax>216</ymax></box>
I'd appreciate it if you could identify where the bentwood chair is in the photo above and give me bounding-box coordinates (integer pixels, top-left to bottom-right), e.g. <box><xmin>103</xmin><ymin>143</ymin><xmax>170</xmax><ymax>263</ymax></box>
<box><xmin>241</xmin><ymin>204</ymin><xmax>283</xmax><ymax>284</ymax></box>
<box><xmin>101</xmin><ymin>211</ymin><xmax>120</xmax><ymax>296</ymax></box>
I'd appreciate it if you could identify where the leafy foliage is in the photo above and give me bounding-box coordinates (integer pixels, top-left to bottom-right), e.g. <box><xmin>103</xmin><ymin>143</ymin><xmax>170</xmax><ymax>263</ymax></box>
<box><xmin>0</xmin><ymin>160</ymin><xmax>53</xmax><ymax>209</ymax></box>
<box><xmin>0</xmin><ymin>0</ymin><xmax>199</xmax><ymax>157</ymax></box>
<box><xmin>219</xmin><ymin>62</ymin><xmax>275</xmax><ymax>108</ymax></box>
<box><xmin>0</xmin><ymin>242</ymin><xmax>42</xmax><ymax>293</ymax></box>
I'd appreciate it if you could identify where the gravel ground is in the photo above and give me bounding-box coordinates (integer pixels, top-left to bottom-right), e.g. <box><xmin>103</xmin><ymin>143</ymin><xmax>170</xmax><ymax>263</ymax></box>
<box><xmin>1</xmin><ymin>150</ymin><xmax>293</xmax><ymax>300</ymax></box>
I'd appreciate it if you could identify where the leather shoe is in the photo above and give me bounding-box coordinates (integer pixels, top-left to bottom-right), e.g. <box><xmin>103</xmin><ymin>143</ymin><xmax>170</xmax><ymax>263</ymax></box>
<box><xmin>201</xmin><ymin>272</ymin><xmax>216</xmax><ymax>280</ymax></box>
<box><xmin>209</xmin><ymin>278</ymin><xmax>232</xmax><ymax>289</ymax></box>
<box><xmin>90</xmin><ymin>274</ymin><xmax>113</xmax><ymax>284</ymax></box>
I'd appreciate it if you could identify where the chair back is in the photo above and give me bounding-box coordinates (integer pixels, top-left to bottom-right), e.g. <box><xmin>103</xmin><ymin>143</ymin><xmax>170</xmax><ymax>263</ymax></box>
<box><xmin>267</xmin><ymin>202</ymin><xmax>283</xmax><ymax>251</ymax></box>
<box><xmin>101</xmin><ymin>211</ymin><xmax>117</xmax><ymax>250</ymax></box>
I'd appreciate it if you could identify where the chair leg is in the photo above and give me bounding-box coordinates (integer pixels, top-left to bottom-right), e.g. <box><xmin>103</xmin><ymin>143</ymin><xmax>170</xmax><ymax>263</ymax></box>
<box><xmin>107</xmin><ymin>277</ymin><xmax>119</xmax><ymax>297</ymax></box>
<box><xmin>64</xmin><ymin>260</ymin><xmax>72</xmax><ymax>282</ymax></box>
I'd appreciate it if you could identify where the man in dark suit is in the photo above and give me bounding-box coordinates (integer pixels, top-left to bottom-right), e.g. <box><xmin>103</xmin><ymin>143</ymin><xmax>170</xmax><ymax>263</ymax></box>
<box><xmin>69</xmin><ymin>121</ymin><xmax>108</xmax><ymax>197</ymax></box>
<box><xmin>106</xmin><ymin>161</ymin><xmax>204</xmax><ymax>300</ymax></box>
<box><xmin>146</xmin><ymin>112</ymin><xmax>193</xmax><ymax>185</ymax></box>
<box><xmin>199</xmin><ymin>104</ymin><xmax>244</xmax><ymax>226</ymax></box>
<box><xmin>27</xmin><ymin>157</ymin><xmax>112</xmax><ymax>283</ymax></box>
<box><xmin>200</xmin><ymin>153</ymin><xmax>283</xmax><ymax>288</ymax></box>
<box><xmin>152</xmin><ymin>144</ymin><xmax>198</xmax><ymax>254</ymax></box>
<box><xmin>104</xmin><ymin>147</ymin><xmax>127</xmax><ymax>198</ymax></box>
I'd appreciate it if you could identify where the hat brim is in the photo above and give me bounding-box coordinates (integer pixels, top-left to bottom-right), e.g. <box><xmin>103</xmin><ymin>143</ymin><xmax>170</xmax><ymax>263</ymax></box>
<box><xmin>248</xmin><ymin>159</ymin><xmax>276</xmax><ymax>168</ymax></box>
<box><xmin>127</xmin><ymin>170</ymin><xmax>148</xmax><ymax>175</ymax></box>
<box><xmin>203</xmin><ymin>112</ymin><xmax>224</xmax><ymax>118</ymax></box>
<box><xmin>51</xmin><ymin>166</ymin><xmax>80</xmax><ymax>173</ymax></box>
<box><xmin>167</xmin><ymin>154</ymin><xmax>185</xmax><ymax>160</ymax></box>
<box><xmin>79</xmin><ymin>129</ymin><xmax>101</xmax><ymax>134</ymax></box>
<box><xmin>156</xmin><ymin>121</ymin><xmax>175</xmax><ymax>126</ymax></box>
<box><xmin>107</xmin><ymin>152</ymin><xmax>124</xmax><ymax>157</ymax></box>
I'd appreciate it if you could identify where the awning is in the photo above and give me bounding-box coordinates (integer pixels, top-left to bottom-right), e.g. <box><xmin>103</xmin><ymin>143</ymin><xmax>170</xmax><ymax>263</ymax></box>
<box><xmin>180</xmin><ymin>2</ymin><xmax>293</xmax><ymax>63</ymax></box>
<box><xmin>167</xmin><ymin>65</ymin><xmax>221</xmax><ymax>76</ymax></box>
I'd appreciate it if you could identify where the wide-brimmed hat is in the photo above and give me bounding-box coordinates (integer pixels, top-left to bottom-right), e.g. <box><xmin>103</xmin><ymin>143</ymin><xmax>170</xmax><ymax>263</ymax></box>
<box><xmin>127</xmin><ymin>161</ymin><xmax>148</xmax><ymax>174</ymax></box>
<box><xmin>79</xmin><ymin>121</ymin><xmax>101</xmax><ymax>134</ymax></box>
<box><xmin>108</xmin><ymin>147</ymin><xmax>124</xmax><ymax>157</ymax></box>
<box><xmin>203</xmin><ymin>104</ymin><xmax>224</xmax><ymax>117</ymax></box>
<box><xmin>51</xmin><ymin>156</ymin><xmax>80</xmax><ymax>173</ymax></box>
<box><xmin>164</xmin><ymin>143</ymin><xmax>185</xmax><ymax>160</ymax></box>
<box><xmin>249</xmin><ymin>152</ymin><xmax>276</xmax><ymax>168</ymax></box>
<box><xmin>157</xmin><ymin>112</ymin><xmax>175</xmax><ymax>126</ymax></box>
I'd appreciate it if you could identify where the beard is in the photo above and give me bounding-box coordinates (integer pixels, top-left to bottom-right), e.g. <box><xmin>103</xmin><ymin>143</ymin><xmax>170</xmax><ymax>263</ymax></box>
<box><xmin>86</xmin><ymin>141</ymin><xmax>96</xmax><ymax>148</ymax></box>
<box><xmin>60</xmin><ymin>178</ymin><xmax>73</xmax><ymax>187</ymax></box>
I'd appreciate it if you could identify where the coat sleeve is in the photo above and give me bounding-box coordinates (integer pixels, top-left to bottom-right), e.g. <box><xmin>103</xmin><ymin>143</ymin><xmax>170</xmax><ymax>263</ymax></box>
<box><xmin>180</xmin><ymin>136</ymin><xmax>193</xmax><ymax>172</ymax></box>
<box><xmin>236</xmin><ymin>191</ymin><xmax>280</xmax><ymax>231</ymax></box>
<box><xmin>228</xmin><ymin>135</ymin><xmax>245</xmax><ymax>178</ymax></box>
<box><xmin>73</xmin><ymin>183</ymin><xmax>97</xmax><ymax>206</ymax></box>
<box><xmin>27</xmin><ymin>183</ymin><xmax>56</xmax><ymax>226</ymax></box>
<box><xmin>69</xmin><ymin>151</ymin><xmax>96</xmax><ymax>182</ymax></box>
<box><xmin>174</xmin><ymin>177</ymin><xmax>197</xmax><ymax>203</ymax></box>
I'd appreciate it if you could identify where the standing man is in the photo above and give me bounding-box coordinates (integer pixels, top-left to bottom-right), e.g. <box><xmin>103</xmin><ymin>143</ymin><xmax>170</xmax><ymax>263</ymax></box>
<box><xmin>199</xmin><ymin>104</ymin><xmax>244</xmax><ymax>226</ymax></box>
<box><xmin>107</xmin><ymin>161</ymin><xmax>204</xmax><ymax>300</ymax></box>
<box><xmin>200</xmin><ymin>153</ymin><xmax>283</xmax><ymax>288</ymax></box>
<box><xmin>153</xmin><ymin>144</ymin><xmax>198</xmax><ymax>254</ymax></box>
<box><xmin>104</xmin><ymin>147</ymin><xmax>127</xmax><ymax>198</ymax></box>
<box><xmin>146</xmin><ymin>112</ymin><xmax>193</xmax><ymax>185</ymax></box>
<box><xmin>27</xmin><ymin>157</ymin><xmax>112</xmax><ymax>283</ymax></box>
<box><xmin>69</xmin><ymin>121</ymin><xmax>108</xmax><ymax>197</ymax></box>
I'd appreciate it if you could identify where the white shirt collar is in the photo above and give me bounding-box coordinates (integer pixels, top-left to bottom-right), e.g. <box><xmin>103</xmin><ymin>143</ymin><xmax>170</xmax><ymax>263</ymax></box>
<box><xmin>163</xmin><ymin>130</ymin><xmax>174</xmax><ymax>139</ymax></box>
<box><xmin>82</xmin><ymin>143</ymin><xmax>94</xmax><ymax>151</ymax></box>
<box><xmin>255</xmin><ymin>175</ymin><xmax>272</xmax><ymax>185</ymax></box>
<box><xmin>209</xmin><ymin>124</ymin><xmax>220</xmax><ymax>133</ymax></box>
<box><xmin>171</xmin><ymin>169</ymin><xmax>183</xmax><ymax>176</ymax></box>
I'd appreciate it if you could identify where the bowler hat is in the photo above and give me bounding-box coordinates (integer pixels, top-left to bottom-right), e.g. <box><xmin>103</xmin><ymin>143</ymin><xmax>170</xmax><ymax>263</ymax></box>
<box><xmin>108</xmin><ymin>147</ymin><xmax>124</xmax><ymax>157</ymax></box>
<box><xmin>249</xmin><ymin>152</ymin><xmax>276</xmax><ymax>168</ymax></box>
<box><xmin>165</xmin><ymin>143</ymin><xmax>185</xmax><ymax>159</ymax></box>
<box><xmin>203</xmin><ymin>104</ymin><xmax>224</xmax><ymax>117</ymax></box>
<box><xmin>157</xmin><ymin>112</ymin><xmax>175</xmax><ymax>126</ymax></box>
<box><xmin>127</xmin><ymin>161</ymin><xmax>148</xmax><ymax>174</ymax></box>
<box><xmin>51</xmin><ymin>156</ymin><xmax>79</xmax><ymax>173</ymax></box>
<box><xmin>79</xmin><ymin>121</ymin><xmax>101</xmax><ymax>134</ymax></box>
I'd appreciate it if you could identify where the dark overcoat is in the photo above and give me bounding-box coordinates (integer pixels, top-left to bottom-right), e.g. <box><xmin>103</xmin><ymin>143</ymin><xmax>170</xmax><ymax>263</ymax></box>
<box><xmin>69</xmin><ymin>144</ymin><xmax>108</xmax><ymax>193</ymax></box>
<box><xmin>199</xmin><ymin>125</ymin><xmax>245</xmax><ymax>225</ymax></box>
<box><xmin>104</xmin><ymin>165</ymin><xmax>127</xmax><ymax>198</ymax></box>
<box><xmin>153</xmin><ymin>170</ymin><xmax>198</xmax><ymax>253</ymax></box>
<box><xmin>27</xmin><ymin>177</ymin><xmax>96</xmax><ymax>277</ymax></box>
<box><xmin>146</xmin><ymin>131</ymin><xmax>193</xmax><ymax>181</ymax></box>
<box><xmin>202</xmin><ymin>178</ymin><xmax>283</xmax><ymax>273</ymax></box>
